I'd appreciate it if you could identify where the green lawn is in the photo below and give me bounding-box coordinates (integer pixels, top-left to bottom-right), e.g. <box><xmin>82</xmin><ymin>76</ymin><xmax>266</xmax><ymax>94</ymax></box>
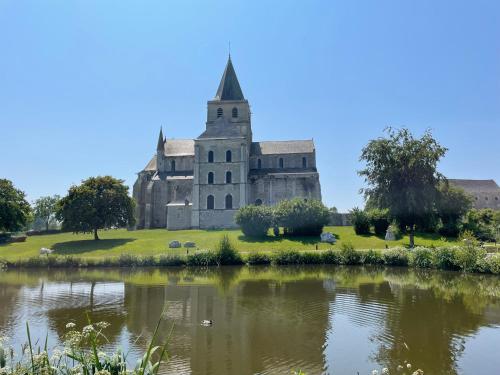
<box><xmin>0</xmin><ymin>226</ymin><xmax>460</xmax><ymax>261</ymax></box>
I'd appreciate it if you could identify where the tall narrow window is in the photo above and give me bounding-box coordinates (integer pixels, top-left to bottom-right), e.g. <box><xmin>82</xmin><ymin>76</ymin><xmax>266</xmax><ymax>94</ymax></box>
<box><xmin>208</xmin><ymin>151</ymin><xmax>214</xmax><ymax>163</ymax></box>
<box><xmin>226</xmin><ymin>150</ymin><xmax>232</xmax><ymax>162</ymax></box>
<box><xmin>171</xmin><ymin>160</ymin><xmax>176</xmax><ymax>172</ymax></box>
<box><xmin>217</xmin><ymin>108</ymin><xmax>223</xmax><ymax>118</ymax></box>
<box><xmin>207</xmin><ymin>195</ymin><xmax>214</xmax><ymax>210</ymax></box>
<box><xmin>257</xmin><ymin>158</ymin><xmax>262</xmax><ymax>169</ymax></box>
<box><xmin>279</xmin><ymin>158</ymin><xmax>284</xmax><ymax>168</ymax></box>
<box><xmin>232</xmin><ymin>107</ymin><xmax>238</xmax><ymax>118</ymax></box>
<box><xmin>225</xmin><ymin>194</ymin><xmax>233</xmax><ymax>209</ymax></box>
<box><xmin>226</xmin><ymin>171</ymin><xmax>232</xmax><ymax>184</ymax></box>
<box><xmin>208</xmin><ymin>172</ymin><xmax>214</xmax><ymax>184</ymax></box>
<box><xmin>302</xmin><ymin>157</ymin><xmax>307</xmax><ymax>168</ymax></box>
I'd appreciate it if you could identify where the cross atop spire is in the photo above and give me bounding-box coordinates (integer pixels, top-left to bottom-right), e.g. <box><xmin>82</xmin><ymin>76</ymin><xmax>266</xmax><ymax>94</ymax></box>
<box><xmin>156</xmin><ymin>127</ymin><xmax>165</xmax><ymax>152</ymax></box>
<box><xmin>214</xmin><ymin>56</ymin><xmax>244</xmax><ymax>101</ymax></box>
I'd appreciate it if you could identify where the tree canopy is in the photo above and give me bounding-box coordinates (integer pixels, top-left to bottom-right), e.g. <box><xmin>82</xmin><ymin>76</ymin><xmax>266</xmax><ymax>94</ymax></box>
<box><xmin>56</xmin><ymin>176</ymin><xmax>135</xmax><ymax>240</ymax></box>
<box><xmin>0</xmin><ymin>179</ymin><xmax>32</xmax><ymax>233</ymax></box>
<box><xmin>33</xmin><ymin>195</ymin><xmax>61</xmax><ymax>231</ymax></box>
<box><xmin>359</xmin><ymin>128</ymin><xmax>447</xmax><ymax>247</ymax></box>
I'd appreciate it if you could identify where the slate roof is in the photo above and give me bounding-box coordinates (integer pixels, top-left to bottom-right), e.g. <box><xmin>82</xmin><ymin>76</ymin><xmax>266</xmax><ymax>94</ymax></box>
<box><xmin>164</xmin><ymin>139</ymin><xmax>195</xmax><ymax>156</ymax></box>
<box><xmin>251</xmin><ymin>140</ymin><xmax>315</xmax><ymax>155</ymax></box>
<box><xmin>198</xmin><ymin>117</ymin><xmax>243</xmax><ymax>139</ymax></box>
<box><xmin>448</xmin><ymin>179</ymin><xmax>499</xmax><ymax>192</ymax></box>
<box><xmin>214</xmin><ymin>57</ymin><xmax>245</xmax><ymax>101</ymax></box>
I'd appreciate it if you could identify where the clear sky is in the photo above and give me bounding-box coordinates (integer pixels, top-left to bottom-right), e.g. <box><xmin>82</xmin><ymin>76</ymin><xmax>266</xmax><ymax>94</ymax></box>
<box><xmin>1</xmin><ymin>0</ymin><xmax>499</xmax><ymax>211</ymax></box>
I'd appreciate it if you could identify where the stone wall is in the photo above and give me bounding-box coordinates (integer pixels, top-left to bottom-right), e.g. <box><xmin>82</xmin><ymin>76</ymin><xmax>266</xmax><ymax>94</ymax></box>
<box><xmin>199</xmin><ymin>209</ymin><xmax>238</xmax><ymax>229</ymax></box>
<box><xmin>167</xmin><ymin>203</ymin><xmax>192</xmax><ymax>230</ymax></box>
<box><xmin>249</xmin><ymin>152</ymin><xmax>316</xmax><ymax>170</ymax></box>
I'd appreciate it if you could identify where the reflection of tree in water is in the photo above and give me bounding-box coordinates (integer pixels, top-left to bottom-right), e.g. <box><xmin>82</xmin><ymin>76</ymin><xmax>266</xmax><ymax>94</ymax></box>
<box><xmin>0</xmin><ymin>283</ymin><xmax>23</xmax><ymax>331</ymax></box>
<box><xmin>363</xmin><ymin>268</ymin><xmax>500</xmax><ymax>375</ymax></box>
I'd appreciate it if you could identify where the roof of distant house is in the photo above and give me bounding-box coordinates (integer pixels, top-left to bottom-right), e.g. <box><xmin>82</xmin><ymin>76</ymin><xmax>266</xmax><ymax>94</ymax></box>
<box><xmin>448</xmin><ymin>179</ymin><xmax>499</xmax><ymax>192</ymax></box>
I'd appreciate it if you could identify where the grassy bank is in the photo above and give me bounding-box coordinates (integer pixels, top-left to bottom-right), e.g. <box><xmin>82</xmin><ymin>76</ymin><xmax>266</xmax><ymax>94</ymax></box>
<box><xmin>0</xmin><ymin>226</ymin><xmax>460</xmax><ymax>261</ymax></box>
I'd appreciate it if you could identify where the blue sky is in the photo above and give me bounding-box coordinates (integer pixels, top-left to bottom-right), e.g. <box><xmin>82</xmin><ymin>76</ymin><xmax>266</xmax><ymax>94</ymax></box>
<box><xmin>0</xmin><ymin>0</ymin><xmax>499</xmax><ymax>211</ymax></box>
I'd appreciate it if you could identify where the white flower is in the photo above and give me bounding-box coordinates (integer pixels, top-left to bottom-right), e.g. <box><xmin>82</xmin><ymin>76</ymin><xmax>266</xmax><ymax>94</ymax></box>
<box><xmin>407</xmin><ymin>363</ymin><xmax>412</xmax><ymax>369</ymax></box>
<box><xmin>95</xmin><ymin>322</ymin><xmax>110</xmax><ymax>330</ymax></box>
<box><xmin>382</xmin><ymin>368</ymin><xmax>389</xmax><ymax>374</ymax></box>
<box><xmin>82</xmin><ymin>325</ymin><xmax>94</xmax><ymax>336</ymax></box>
<box><xmin>66</xmin><ymin>322</ymin><xmax>76</xmax><ymax>329</ymax></box>
<box><xmin>372</xmin><ymin>371</ymin><xmax>379</xmax><ymax>375</ymax></box>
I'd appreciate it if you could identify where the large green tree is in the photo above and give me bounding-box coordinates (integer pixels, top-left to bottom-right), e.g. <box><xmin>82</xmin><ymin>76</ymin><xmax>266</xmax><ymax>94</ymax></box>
<box><xmin>57</xmin><ymin>176</ymin><xmax>135</xmax><ymax>240</ymax></box>
<box><xmin>33</xmin><ymin>195</ymin><xmax>61</xmax><ymax>231</ymax></box>
<box><xmin>359</xmin><ymin>128</ymin><xmax>447</xmax><ymax>247</ymax></box>
<box><xmin>0</xmin><ymin>179</ymin><xmax>32</xmax><ymax>232</ymax></box>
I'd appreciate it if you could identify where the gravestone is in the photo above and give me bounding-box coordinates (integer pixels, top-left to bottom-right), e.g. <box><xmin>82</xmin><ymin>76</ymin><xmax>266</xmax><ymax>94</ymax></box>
<box><xmin>169</xmin><ymin>240</ymin><xmax>182</xmax><ymax>248</ymax></box>
<box><xmin>320</xmin><ymin>232</ymin><xmax>336</xmax><ymax>244</ymax></box>
<box><xmin>385</xmin><ymin>227</ymin><xmax>396</xmax><ymax>241</ymax></box>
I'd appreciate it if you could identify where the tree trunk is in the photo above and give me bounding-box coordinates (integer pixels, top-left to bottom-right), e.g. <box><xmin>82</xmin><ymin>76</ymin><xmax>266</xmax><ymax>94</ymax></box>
<box><xmin>46</xmin><ymin>220</ymin><xmax>49</xmax><ymax>232</ymax></box>
<box><xmin>409</xmin><ymin>225</ymin><xmax>415</xmax><ymax>249</ymax></box>
<box><xmin>94</xmin><ymin>228</ymin><xmax>99</xmax><ymax>240</ymax></box>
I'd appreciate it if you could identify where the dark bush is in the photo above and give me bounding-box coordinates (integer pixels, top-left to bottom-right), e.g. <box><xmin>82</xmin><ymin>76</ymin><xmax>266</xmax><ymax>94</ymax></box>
<box><xmin>158</xmin><ymin>255</ymin><xmax>185</xmax><ymax>267</ymax></box>
<box><xmin>215</xmin><ymin>235</ymin><xmax>243</xmax><ymax>265</ymax></box>
<box><xmin>361</xmin><ymin>249</ymin><xmax>384</xmax><ymax>265</ymax></box>
<box><xmin>275</xmin><ymin>198</ymin><xmax>330</xmax><ymax>236</ymax></box>
<box><xmin>235</xmin><ymin>205</ymin><xmax>274</xmax><ymax>237</ymax></box>
<box><xmin>350</xmin><ymin>207</ymin><xmax>371</xmax><ymax>235</ymax></box>
<box><xmin>272</xmin><ymin>250</ymin><xmax>302</xmax><ymax>265</ymax></box>
<box><xmin>300</xmin><ymin>252</ymin><xmax>323</xmax><ymax>264</ymax></box>
<box><xmin>368</xmin><ymin>208</ymin><xmax>390</xmax><ymax>236</ymax></box>
<box><xmin>339</xmin><ymin>242</ymin><xmax>361</xmax><ymax>265</ymax></box>
<box><xmin>411</xmin><ymin>247</ymin><xmax>433</xmax><ymax>268</ymax></box>
<box><xmin>321</xmin><ymin>250</ymin><xmax>342</xmax><ymax>264</ymax></box>
<box><xmin>246</xmin><ymin>253</ymin><xmax>272</xmax><ymax>265</ymax></box>
<box><xmin>432</xmin><ymin>247</ymin><xmax>459</xmax><ymax>270</ymax></box>
<box><xmin>186</xmin><ymin>251</ymin><xmax>218</xmax><ymax>267</ymax></box>
<box><xmin>383</xmin><ymin>248</ymin><xmax>409</xmax><ymax>266</ymax></box>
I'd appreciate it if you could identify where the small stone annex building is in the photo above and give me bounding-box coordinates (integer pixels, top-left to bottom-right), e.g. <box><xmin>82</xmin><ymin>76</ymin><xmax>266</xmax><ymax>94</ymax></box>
<box><xmin>133</xmin><ymin>57</ymin><xmax>322</xmax><ymax>230</ymax></box>
<box><xmin>448</xmin><ymin>179</ymin><xmax>500</xmax><ymax>210</ymax></box>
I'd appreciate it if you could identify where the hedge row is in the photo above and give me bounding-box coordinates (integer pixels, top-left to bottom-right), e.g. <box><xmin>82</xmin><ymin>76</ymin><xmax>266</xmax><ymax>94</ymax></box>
<box><xmin>1</xmin><ymin>246</ymin><xmax>499</xmax><ymax>274</ymax></box>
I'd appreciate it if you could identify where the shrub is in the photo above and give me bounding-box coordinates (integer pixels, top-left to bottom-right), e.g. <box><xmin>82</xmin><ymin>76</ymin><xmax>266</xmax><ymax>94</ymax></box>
<box><xmin>383</xmin><ymin>248</ymin><xmax>409</xmax><ymax>266</ymax></box>
<box><xmin>215</xmin><ymin>235</ymin><xmax>243</xmax><ymax>265</ymax></box>
<box><xmin>186</xmin><ymin>251</ymin><xmax>218</xmax><ymax>267</ymax></box>
<box><xmin>432</xmin><ymin>247</ymin><xmax>460</xmax><ymax>270</ymax></box>
<box><xmin>339</xmin><ymin>242</ymin><xmax>361</xmax><ymax>265</ymax></box>
<box><xmin>272</xmin><ymin>250</ymin><xmax>302</xmax><ymax>265</ymax></box>
<box><xmin>462</xmin><ymin>208</ymin><xmax>497</xmax><ymax>242</ymax></box>
<box><xmin>275</xmin><ymin>198</ymin><xmax>330</xmax><ymax>236</ymax></box>
<box><xmin>455</xmin><ymin>233</ymin><xmax>485</xmax><ymax>272</ymax></box>
<box><xmin>118</xmin><ymin>253</ymin><xmax>141</xmax><ymax>267</ymax></box>
<box><xmin>368</xmin><ymin>208</ymin><xmax>390</xmax><ymax>236</ymax></box>
<box><xmin>158</xmin><ymin>254</ymin><xmax>185</xmax><ymax>267</ymax></box>
<box><xmin>361</xmin><ymin>249</ymin><xmax>384</xmax><ymax>265</ymax></box>
<box><xmin>350</xmin><ymin>207</ymin><xmax>371</xmax><ymax>235</ymax></box>
<box><xmin>300</xmin><ymin>251</ymin><xmax>323</xmax><ymax>264</ymax></box>
<box><xmin>321</xmin><ymin>250</ymin><xmax>342</xmax><ymax>264</ymax></box>
<box><xmin>246</xmin><ymin>253</ymin><xmax>272</xmax><ymax>265</ymax></box>
<box><xmin>411</xmin><ymin>247</ymin><xmax>433</xmax><ymax>268</ymax></box>
<box><xmin>235</xmin><ymin>205</ymin><xmax>274</xmax><ymax>237</ymax></box>
<box><xmin>476</xmin><ymin>254</ymin><xmax>500</xmax><ymax>274</ymax></box>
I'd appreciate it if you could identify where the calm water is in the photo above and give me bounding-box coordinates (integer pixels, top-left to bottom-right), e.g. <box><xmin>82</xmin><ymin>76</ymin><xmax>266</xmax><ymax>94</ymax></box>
<box><xmin>0</xmin><ymin>266</ymin><xmax>499</xmax><ymax>375</ymax></box>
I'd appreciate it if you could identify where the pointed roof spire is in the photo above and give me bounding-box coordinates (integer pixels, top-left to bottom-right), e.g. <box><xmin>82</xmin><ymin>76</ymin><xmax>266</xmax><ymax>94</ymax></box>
<box><xmin>157</xmin><ymin>127</ymin><xmax>165</xmax><ymax>152</ymax></box>
<box><xmin>215</xmin><ymin>56</ymin><xmax>244</xmax><ymax>101</ymax></box>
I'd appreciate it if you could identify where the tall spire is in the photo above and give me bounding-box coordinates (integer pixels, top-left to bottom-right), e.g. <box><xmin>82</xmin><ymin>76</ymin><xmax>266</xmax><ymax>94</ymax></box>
<box><xmin>156</xmin><ymin>127</ymin><xmax>165</xmax><ymax>152</ymax></box>
<box><xmin>214</xmin><ymin>56</ymin><xmax>244</xmax><ymax>101</ymax></box>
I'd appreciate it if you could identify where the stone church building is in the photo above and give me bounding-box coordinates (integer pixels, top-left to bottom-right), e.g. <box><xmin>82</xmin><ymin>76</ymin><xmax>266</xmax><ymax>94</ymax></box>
<box><xmin>133</xmin><ymin>57</ymin><xmax>322</xmax><ymax>230</ymax></box>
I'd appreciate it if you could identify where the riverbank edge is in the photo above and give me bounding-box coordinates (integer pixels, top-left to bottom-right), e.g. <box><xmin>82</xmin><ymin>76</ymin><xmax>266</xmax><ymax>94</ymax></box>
<box><xmin>1</xmin><ymin>247</ymin><xmax>499</xmax><ymax>274</ymax></box>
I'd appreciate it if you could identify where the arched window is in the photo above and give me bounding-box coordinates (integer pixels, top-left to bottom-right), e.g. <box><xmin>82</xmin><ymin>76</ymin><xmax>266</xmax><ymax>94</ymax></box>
<box><xmin>208</xmin><ymin>172</ymin><xmax>214</xmax><ymax>184</ymax></box>
<box><xmin>226</xmin><ymin>150</ymin><xmax>232</xmax><ymax>162</ymax></box>
<box><xmin>225</xmin><ymin>194</ymin><xmax>233</xmax><ymax>209</ymax></box>
<box><xmin>255</xmin><ymin>199</ymin><xmax>263</xmax><ymax>206</ymax></box>
<box><xmin>208</xmin><ymin>150</ymin><xmax>214</xmax><ymax>163</ymax></box>
<box><xmin>171</xmin><ymin>160</ymin><xmax>176</xmax><ymax>172</ymax></box>
<box><xmin>207</xmin><ymin>195</ymin><xmax>214</xmax><ymax>210</ymax></box>
<box><xmin>302</xmin><ymin>157</ymin><xmax>307</xmax><ymax>168</ymax></box>
<box><xmin>279</xmin><ymin>158</ymin><xmax>284</xmax><ymax>168</ymax></box>
<box><xmin>232</xmin><ymin>107</ymin><xmax>238</xmax><ymax>118</ymax></box>
<box><xmin>217</xmin><ymin>108</ymin><xmax>223</xmax><ymax>118</ymax></box>
<box><xmin>226</xmin><ymin>171</ymin><xmax>232</xmax><ymax>184</ymax></box>
<box><xmin>257</xmin><ymin>158</ymin><xmax>262</xmax><ymax>169</ymax></box>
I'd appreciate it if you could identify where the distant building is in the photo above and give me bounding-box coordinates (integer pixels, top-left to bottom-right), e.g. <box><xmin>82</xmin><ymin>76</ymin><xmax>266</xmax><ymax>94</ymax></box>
<box><xmin>448</xmin><ymin>179</ymin><xmax>500</xmax><ymax>210</ymax></box>
<box><xmin>133</xmin><ymin>57</ymin><xmax>322</xmax><ymax>230</ymax></box>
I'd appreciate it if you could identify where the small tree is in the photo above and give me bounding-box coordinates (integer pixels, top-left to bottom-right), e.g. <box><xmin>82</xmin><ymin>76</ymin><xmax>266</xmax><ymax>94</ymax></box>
<box><xmin>368</xmin><ymin>208</ymin><xmax>390</xmax><ymax>236</ymax></box>
<box><xmin>235</xmin><ymin>205</ymin><xmax>273</xmax><ymax>237</ymax></box>
<box><xmin>436</xmin><ymin>182</ymin><xmax>472</xmax><ymax>237</ymax></box>
<box><xmin>33</xmin><ymin>195</ymin><xmax>61</xmax><ymax>232</ymax></box>
<box><xmin>275</xmin><ymin>198</ymin><xmax>330</xmax><ymax>236</ymax></box>
<box><xmin>57</xmin><ymin>176</ymin><xmax>135</xmax><ymax>240</ymax></box>
<box><xmin>0</xmin><ymin>179</ymin><xmax>31</xmax><ymax>233</ymax></box>
<box><xmin>350</xmin><ymin>207</ymin><xmax>371</xmax><ymax>235</ymax></box>
<box><xmin>359</xmin><ymin>128</ymin><xmax>447</xmax><ymax>247</ymax></box>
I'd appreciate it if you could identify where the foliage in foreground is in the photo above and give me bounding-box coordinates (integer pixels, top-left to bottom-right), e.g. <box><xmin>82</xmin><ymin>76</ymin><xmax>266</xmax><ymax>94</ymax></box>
<box><xmin>0</xmin><ymin>313</ymin><xmax>172</xmax><ymax>375</ymax></box>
